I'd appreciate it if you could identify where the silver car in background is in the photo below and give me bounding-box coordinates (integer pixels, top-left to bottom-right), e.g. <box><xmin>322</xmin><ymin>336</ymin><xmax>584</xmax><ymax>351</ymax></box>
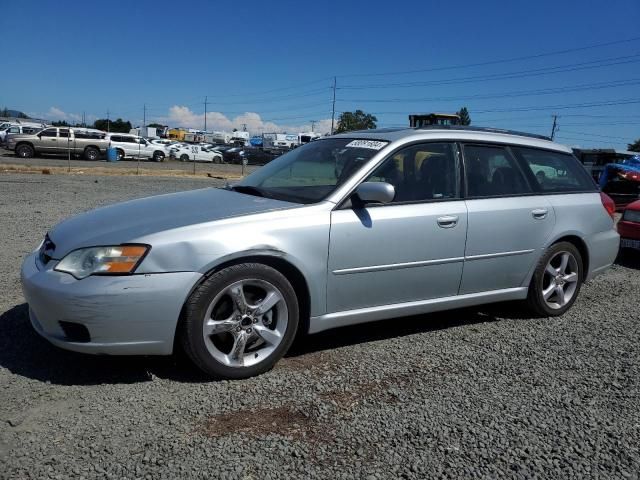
<box><xmin>21</xmin><ymin>126</ymin><xmax>620</xmax><ymax>379</ymax></box>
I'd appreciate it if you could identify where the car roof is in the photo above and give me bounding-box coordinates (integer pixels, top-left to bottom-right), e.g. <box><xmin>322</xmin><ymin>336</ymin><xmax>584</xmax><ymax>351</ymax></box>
<box><xmin>330</xmin><ymin>126</ymin><xmax>572</xmax><ymax>153</ymax></box>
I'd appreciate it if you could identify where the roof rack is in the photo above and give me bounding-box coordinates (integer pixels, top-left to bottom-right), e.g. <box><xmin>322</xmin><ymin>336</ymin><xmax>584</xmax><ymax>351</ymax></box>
<box><xmin>414</xmin><ymin>125</ymin><xmax>552</xmax><ymax>141</ymax></box>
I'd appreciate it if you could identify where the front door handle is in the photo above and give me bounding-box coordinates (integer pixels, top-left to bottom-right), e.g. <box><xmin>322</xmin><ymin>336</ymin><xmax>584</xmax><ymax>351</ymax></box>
<box><xmin>531</xmin><ymin>208</ymin><xmax>548</xmax><ymax>220</ymax></box>
<box><xmin>437</xmin><ymin>215</ymin><xmax>459</xmax><ymax>228</ymax></box>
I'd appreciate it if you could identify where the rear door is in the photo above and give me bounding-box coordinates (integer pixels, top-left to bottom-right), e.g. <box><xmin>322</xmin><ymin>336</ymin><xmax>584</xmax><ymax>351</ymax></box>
<box><xmin>327</xmin><ymin>142</ymin><xmax>467</xmax><ymax>313</ymax></box>
<box><xmin>460</xmin><ymin>143</ymin><xmax>555</xmax><ymax>294</ymax></box>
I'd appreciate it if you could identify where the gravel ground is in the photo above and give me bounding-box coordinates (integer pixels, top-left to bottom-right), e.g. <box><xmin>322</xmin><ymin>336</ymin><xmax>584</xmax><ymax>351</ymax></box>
<box><xmin>1</xmin><ymin>172</ymin><xmax>639</xmax><ymax>479</ymax></box>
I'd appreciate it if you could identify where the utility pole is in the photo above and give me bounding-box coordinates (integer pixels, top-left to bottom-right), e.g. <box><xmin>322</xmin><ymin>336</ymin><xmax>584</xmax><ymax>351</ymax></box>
<box><xmin>106</xmin><ymin>110</ymin><xmax>110</xmax><ymax>132</ymax></box>
<box><xmin>241</xmin><ymin>123</ymin><xmax>247</xmax><ymax>131</ymax></box>
<box><xmin>204</xmin><ymin>96</ymin><xmax>208</xmax><ymax>132</ymax></box>
<box><xmin>143</xmin><ymin>103</ymin><xmax>146</xmax><ymax>131</ymax></box>
<box><xmin>330</xmin><ymin>76</ymin><xmax>337</xmax><ymax>135</ymax></box>
<box><xmin>310</xmin><ymin>120</ymin><xmax>317</xmax><ymax>132</ymax></box>
<box><xmin>550</xmin><ymin>114</ymin><xmax>558</xmax><ymax>140</ymax></box>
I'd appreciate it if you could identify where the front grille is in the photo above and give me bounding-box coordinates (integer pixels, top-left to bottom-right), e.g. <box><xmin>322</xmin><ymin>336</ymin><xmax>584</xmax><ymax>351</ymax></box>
<box><xmin>59</xmin><ymin>321</ymin><xmax>91</xmax><ymax>343</ymax></box>
<box><xmin>39</xmin><ymin>234</ymin><xmax>55</xmax><ymax>264</ymax></box>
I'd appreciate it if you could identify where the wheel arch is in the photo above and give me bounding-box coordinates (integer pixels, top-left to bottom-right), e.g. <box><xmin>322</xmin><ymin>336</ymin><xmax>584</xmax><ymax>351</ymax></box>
<box><xmin>15</xmin><ymin>141</ymin><xmax>34</xmax><ymax>151</ymax></box>
<box><xmin>172</xmin><ymin>253</ymin><xmax>312</xmax><ymax>353</ymax></box>
<box><xmin>550</xmin><ymin>234</ymin><xmax>590</xmax><ymax>279</ymax></box>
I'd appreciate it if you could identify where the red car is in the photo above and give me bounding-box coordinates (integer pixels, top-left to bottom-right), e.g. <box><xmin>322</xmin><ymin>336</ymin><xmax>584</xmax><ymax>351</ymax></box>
<box><xmin>618</xmin><ymin>199</ymin><xmax>640</xmax><ymax>251</ymax></box>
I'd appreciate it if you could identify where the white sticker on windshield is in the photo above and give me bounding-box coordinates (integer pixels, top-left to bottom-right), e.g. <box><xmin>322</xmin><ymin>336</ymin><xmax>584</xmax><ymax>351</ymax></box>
<box><xmin>345</xmin><ymin>140</ymin><xmax>388</xmax><ymax>150</ymax></box>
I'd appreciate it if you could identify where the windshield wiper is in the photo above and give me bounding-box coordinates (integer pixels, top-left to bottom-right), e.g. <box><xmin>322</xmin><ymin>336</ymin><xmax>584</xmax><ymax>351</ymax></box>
<box><xmin>229</xmin><ymin>185</ymin><xmax>269</xmax><ymax>198</ymax></box>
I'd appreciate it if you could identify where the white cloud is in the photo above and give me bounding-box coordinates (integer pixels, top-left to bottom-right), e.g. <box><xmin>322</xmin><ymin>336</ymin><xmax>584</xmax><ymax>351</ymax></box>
<box><xmin>44</xmin><ymin>107</ymin><xmax>93</xmax><ymax>124</ymax></box>
<box><xmin>153</xmin><ymin>105</ymin><xmax>332</xmax><ymax>135</ymax></box>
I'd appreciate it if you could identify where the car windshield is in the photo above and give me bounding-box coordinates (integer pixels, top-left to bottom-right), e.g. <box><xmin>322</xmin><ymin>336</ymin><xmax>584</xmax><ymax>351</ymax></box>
<box><xmin>233</xmin><ymin>138</ymin><xmax>387</xmax><ymax>204</ymax></box>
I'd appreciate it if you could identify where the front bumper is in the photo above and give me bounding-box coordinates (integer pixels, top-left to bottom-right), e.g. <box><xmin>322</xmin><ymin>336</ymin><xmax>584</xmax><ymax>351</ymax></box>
<box><xmin>21</xmin><ymin>252</ymin><xmax>202</xmax><ymax>355</ymax></box>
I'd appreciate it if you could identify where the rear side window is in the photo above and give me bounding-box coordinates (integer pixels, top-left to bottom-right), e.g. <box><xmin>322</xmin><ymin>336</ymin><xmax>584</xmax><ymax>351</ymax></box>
<box><xmin>58</xmin><ymin>129</ymin><xmax>70</xmax><ymax>138</ymax></box>
<box><xmin>512</xmin><ymin>147</ymin><xmax>596</xmax><ymax>193</ymax></box>
<box><xmin>463</xmin><ymin>144</ymin><xmax>531</xmax><ymax>197</ymax></box>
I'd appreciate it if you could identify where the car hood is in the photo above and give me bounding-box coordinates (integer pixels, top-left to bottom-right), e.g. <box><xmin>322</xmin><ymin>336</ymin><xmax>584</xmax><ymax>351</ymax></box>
<box><xmin>47</xmin><ymin>188</ymin><xmax>298</xmax><ymax>258</ymax></box>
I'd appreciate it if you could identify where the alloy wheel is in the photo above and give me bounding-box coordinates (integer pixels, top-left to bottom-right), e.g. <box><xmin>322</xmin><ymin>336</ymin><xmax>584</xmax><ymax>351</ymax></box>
<box><xmin>202</xmin><ymin>279</ymin><xmax>288</xmax><ymax>368</ymax></box>
<box><xmin>542</xmin><ymin>251</ymin><xmax>579</xmax><ymax>310</ymax></box>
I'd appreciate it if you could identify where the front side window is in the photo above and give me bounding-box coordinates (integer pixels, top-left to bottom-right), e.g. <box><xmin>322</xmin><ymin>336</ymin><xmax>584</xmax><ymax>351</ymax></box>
<box><xmin>512</xmin><ymin>147</ymin><xmax>597</xmax><ymax>192</ymax></box>
<box><xmin>365</xmin><ymin>142</ymin><xmax>459</xmax><ymax>203</ymax></box>
<box><xmin>58</xmin><ymin>129</ymin><xmax>70</xmax><ymax>138</ymax></box>
<box><xmin>234</xmin><ymin>138</ymin><xmax>387</xmax><ymax>204</ymax></box>
<box><xmin>40</xmin><ymin>128</ymin><xmax>57</xmax><ymax>137</ymax></box>
<box><xmin>463</xmin><ymin>144</ymin><xmax>531</xmax><ymax>197</ymax></box>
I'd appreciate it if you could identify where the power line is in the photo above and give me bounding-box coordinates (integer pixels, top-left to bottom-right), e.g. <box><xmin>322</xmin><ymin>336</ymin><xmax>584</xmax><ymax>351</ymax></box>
<box><xmin>338</xmin><ymin>36</ymin><xmax>640</xmax><ymax>78</ymax></box>
<box><xmin>339</xmin><ymin>78</ymin><xmax>640</xmax><ymax>104</ymax></box>
<box><xmin>339</xmin><ymin>54</ymin><xmax>640</xmax><ymax>90</ymax></box>
<box><xmin>364</xmin><ymin>97</ymin><xmax>640</xmax><ymax>116</ymax></box>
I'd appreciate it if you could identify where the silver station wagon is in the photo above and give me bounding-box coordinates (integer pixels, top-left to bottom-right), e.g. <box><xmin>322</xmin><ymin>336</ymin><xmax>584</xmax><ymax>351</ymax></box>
<box><xmin>21</xmin><ymin>126</ymin><xmax>620</xmax><ymax>379</ymax></box>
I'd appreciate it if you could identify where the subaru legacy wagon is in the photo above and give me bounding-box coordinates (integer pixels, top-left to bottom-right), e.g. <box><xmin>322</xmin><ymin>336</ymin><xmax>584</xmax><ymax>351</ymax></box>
<box><xmin>22</xmin><ymin>126</ymin><xmax>620</xmax><ymax>379</ymax></box>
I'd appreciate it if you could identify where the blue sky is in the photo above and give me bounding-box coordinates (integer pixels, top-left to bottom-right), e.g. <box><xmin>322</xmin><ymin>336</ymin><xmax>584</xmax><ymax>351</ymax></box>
<box><xmin>2</xmin><ymin>0</ymin><xmax>639</xmax><ymax>149</ymax></box>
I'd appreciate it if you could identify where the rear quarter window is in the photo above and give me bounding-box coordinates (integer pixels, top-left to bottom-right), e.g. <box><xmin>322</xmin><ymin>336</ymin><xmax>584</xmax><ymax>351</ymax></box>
<box><xmin>512</xmin><ymin>147</ymin><xmax>596</xmax><ymax>193</ymax></box>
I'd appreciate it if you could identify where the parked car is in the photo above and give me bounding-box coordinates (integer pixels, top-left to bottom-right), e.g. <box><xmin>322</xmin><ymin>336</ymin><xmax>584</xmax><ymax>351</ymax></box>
<box><xmin>106</xmin><ymin>133</ymin><xmax>169</xmax><ymax>162</ymax></box>
<box><xmin>598</xmin><ymin>155</ymin><xmax>640</xmax><ymax>208</ymax></box>
<box><xmin>0</xmin><ymin>123</ymin><xmax>43</xmax><ymax>145</ymax></box>
<box><xmin>21</xmin><ymin>126</ymin><xmax>619</xmax><ymax>380</ymax></box>
<box><xmin>617</xmin><ymin>199</ymin><xmax>640</xmax><ymax>252</ymax></box>
<box><xmin>221</xmin><ymin>146</ymin><xmax>244</xmax><ymax>163</ymax></box>
<box><xmin>173</xmin><ymin>144</ymin><xmax>223</xmax><ymax>163</ymax></box>
<box><xmin>238</xmin><ymin>147</ymin><xmax>279</xmax><ymax>165</ymax></box>
<box><xmin>7</xmin><ymin>127</ymin><xmax>108</xmax><ymax>160</ymax></box>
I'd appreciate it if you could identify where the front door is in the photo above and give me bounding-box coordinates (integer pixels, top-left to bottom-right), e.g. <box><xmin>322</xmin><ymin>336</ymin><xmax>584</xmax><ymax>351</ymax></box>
<box><xmin>38</xmin><ymin>128</ymin><xmax>59</xmax><ymax>154</ymax></box>
<box><xmin>327</xmin><ymin>142</ymin><xmax>467</xmax><ymax>313</ymax></box>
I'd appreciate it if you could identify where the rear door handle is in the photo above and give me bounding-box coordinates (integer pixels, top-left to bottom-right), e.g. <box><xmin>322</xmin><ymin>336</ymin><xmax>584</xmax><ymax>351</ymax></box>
<box><xmin>532</xmin><ymin>208</ymin><xmax>548</xmax><ymax>219</ymax></box>
<box><xmin>437</xmin><ymin>215</ymin><xmax>459</xmax><ymax>228</ymax></box>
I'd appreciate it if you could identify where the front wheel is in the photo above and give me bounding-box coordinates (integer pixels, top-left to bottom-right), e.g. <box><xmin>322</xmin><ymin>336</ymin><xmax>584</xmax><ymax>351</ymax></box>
<box><xmin>16</xmin><ymin>144</ymin><xmax>34</xmax><ymax>158</ymax></box>
<box><xmin>153</xmin><ymin>151</ymin><xmax>165</xmax><ymax>162</ymax></box>
<box><xmin>527</xmin><ymin>242</ymin><xmax>583</xmax><ymax>316</ymax></box>
<box><xmin>180</xmin><ymin>154</ymin><xmax>189</xmax><ymax>162</ymax></box>
<box><xmin>180</xmin><ymin>263</ymin><xmax>299</xmax><ymax>379</ymax></box>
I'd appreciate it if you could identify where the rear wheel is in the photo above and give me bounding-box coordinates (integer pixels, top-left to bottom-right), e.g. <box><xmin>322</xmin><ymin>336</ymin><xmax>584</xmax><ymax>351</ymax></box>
<box><xmin>84</xmin><ymin>147</ymin><xmax>100</xmax><ymax>161</ymax></box>
<box><xmin>180</xmin><ymin>154</ymin><xmax>189</xmax><ymax>162</ymax></box>
<box><xmin>527</xmin><ymin>242</ymin><xmax>583</xmax><ymax>316</ymax></box>
<box><xmin>116</xmin><ymin>149</ymin><xmax>125</xmax><ymax>161</ymax></box>
<box><xmin>16</xmin><ymin>144</ymin><xmax>34</xmax><ymax>158</ymax></box>
<box><xmin>180</xmin><ymin>263</ymin><xmax>299</xmax><ymax>379</ymax></box>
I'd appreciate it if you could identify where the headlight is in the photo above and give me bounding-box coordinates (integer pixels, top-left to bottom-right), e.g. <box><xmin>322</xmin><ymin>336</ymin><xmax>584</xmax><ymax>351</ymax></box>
<box><xmin>55</xmin><ymin>245</ymin><xmax>149</xmax><ymax>279</ymax></box>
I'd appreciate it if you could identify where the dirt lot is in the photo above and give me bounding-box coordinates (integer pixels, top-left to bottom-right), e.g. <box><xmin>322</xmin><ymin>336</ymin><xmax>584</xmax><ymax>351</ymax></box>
<box><xmin>0</xmin><ymin>172</ymin><xmax>639</xmax><ymax>479</ymax></box>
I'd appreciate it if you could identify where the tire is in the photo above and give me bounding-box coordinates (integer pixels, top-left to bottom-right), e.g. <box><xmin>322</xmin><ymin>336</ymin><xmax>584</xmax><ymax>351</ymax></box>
<box><xmin>116</xmin><ymin>149</ymin><xmax>125</xmax><ymax>161</ymax></box>
<box><xmin>526</xmin><ymin>242</ymin><xmax>583</xmax><ymax>317</ymax></box>
<box><xmin>180</xmin><ymin>154</ymin><xmax>189</xmax><ymax>162</ymax></box>
<box><xmin>16</xmin><ymin>144</ymin><xmax>34</xmax><ymax>158</ymax></box>
<box><xmin>84</xmin><ymin>147</ymin><xmax>100</xmax><ymax>161</ymax></box>
<box><xmin>153</xmin><ymin>151</ymin><xmax>165</xmax><ymax>162</ymax></box>
<box><xmin>180</xmin><ymin>263</ymin><xmax>299</xmax><ymax>379</ymax></box>
<box><xmin>213</xmin><ymin>155</ymin><xmax>221</xmax><ymax>164</ymax></box>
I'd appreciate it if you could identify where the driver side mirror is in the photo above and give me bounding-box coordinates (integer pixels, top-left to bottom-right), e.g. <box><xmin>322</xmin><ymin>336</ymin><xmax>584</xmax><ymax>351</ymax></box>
<box><xmin>353</xmin><ymin>181</ymin><xmax>395</xmax><ymax>206</ymax></box>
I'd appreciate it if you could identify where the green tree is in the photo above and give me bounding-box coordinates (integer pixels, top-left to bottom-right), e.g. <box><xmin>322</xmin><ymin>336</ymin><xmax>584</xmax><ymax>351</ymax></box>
<box><xmin>335</xmin><ymin>110</ymin><xmax>377</xmax><ymax>133</ymax></box>
<box><xmin>52</xmin><ymin>120</ymin><xmax>70</xmax><ymax>127</ymax></box>
<box><xmin>93</xmin><ymin>118</ymin><xmax>132</xmax><ymax>133</ymax></box>
<box><xmin>628</xmin><ymin>138</ymin><xmax>640</xmax><ymax>152</ymax></box>
<box><xmin>148</xmin><ymin>123</ymin><xmax>165</xmax><ymax>129</ymax></box>
<box><xmin>457</xmin><ymin>107</ymin><xmax>471</xmax><ymax>125</ymax></box>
